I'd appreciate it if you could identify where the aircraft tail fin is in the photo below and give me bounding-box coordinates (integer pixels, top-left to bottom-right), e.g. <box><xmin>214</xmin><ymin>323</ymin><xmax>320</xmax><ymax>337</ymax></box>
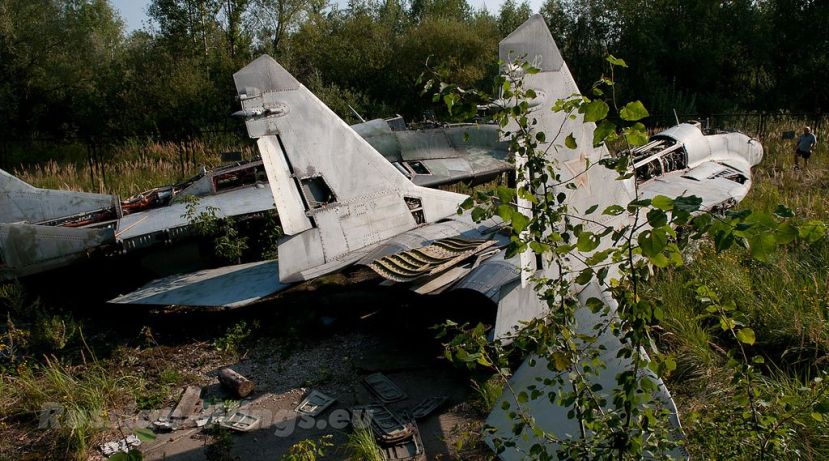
<box><xmin>500</xmin><ymin>16</ymin><xmax>636</xmax><ymax>288</ymax></box>
<box><xmin>233</xmin><ymin>56</ymin><xmax>467</xmax><ymax>282</ymax></box>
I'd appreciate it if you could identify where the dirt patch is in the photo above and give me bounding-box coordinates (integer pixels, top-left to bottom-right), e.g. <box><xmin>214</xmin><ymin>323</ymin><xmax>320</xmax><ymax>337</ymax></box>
<box><xmin>132</xmin><ymin>331</ymin><xmax>488</xmax><ymax>460</ymax></box>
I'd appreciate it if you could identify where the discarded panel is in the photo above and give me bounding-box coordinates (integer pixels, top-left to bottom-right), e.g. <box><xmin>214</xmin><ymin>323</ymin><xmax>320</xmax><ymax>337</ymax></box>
<box><xmin>170</xmin><ymin>385</ymin><xmax>202</xmax><ymax>421</ymax></box>
<box><xmin>100</xmin><ymin>435</ymin><xmax>141</xmax><ymax>457</ymax></box>
<box><xmin>352</xmin><ymin>404</ymin><xmax>413</xmax><ymax>443</ymax></box>
<box><xmin>410</xmin><ymin>396</ymin><xmax>447</xmax><ymax>420</ymax></box>
<box><xmin>380</xmin><ymin>427</ymin><xmax>425</xmax><ymax>461</ymax></box>
<box><xmin>219</xmin><ymin>411</ymin><xmax>260</xmax><ymax>432</ymax></box>
<box><xmin>296</xmin><ymin>390</ymin><xmax>336</xmax><ymax>417</ymax></box>
<box><xmin>363</xmin><ymin>372</ymin><xmax>407</xmax><ymax>403</ymax></box>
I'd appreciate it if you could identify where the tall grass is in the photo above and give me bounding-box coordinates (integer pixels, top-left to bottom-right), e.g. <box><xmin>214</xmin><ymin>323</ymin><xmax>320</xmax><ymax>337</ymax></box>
<box><xmin>10</xmin><ymin>137</ymin><xmax>257</xmax><ymax>197</ymax></box>
<box><xmin>647</xmin><ymin>121</ymin><xmax>829</xmax><ymax>456</ymax></box>
<box><xmin>344</xmin><ymin>423</ymin><xmax>383</xmax><ymax>461</ymax></box>
<box><xmin>3</xmin><ymin>353</ymin><xmax>137</xmax><ymax>460</ymax></box>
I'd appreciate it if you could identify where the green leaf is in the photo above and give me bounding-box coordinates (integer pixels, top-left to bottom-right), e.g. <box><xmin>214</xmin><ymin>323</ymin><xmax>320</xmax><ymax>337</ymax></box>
<box><xmin>576</xmin><ymin>231</ymin><xmax>600</xmax><ymax>252</ymax></box>
<box><xmin>603</xmin><ymin>205</ymin><xmax>625</xmax><ymax>216</ymax></box>
<box><xmin>585</xmin><ymin>297</ymin><xmax>605</xmax><ymax>313</ymax></box>
<box><xmin>736</xmin><ymin>328</ymin><xmax>756</xmax><ymax>346</ymax></box>
<box><xmin>775</xmin><ymin>223</ymin><xmax>798</xmax><ymax>244</ymax></box>
<box><xmin>748</xmin><ymin>232</ymin><xmax>777</xmax><ymax>261</ymax></box>
<box><xmin>774</xmin><ymin>204</ymin><xmax>795</xmax><ymax>218</ymax></box>
<box><xmin>623</xmin><ymin>122</ymin><xmax>649</xmax><ymax>146</ymax></box>
<box><xmin>620</xmin><ymin>101</ymin><xmax>649</xmax><ymax>121</ymax></box>
<box><xmin>650</xmin><ymin>195</ymin><xmax>674</xmax><ymax>211</ymax></box>
<box><xmin>580</xmin><ymin>100</ymin><xmax>609</xmax><ymax>123</ymax></box>
<box><xmin>565</xmin><ymin>133</ymin><xmax>577</xmax><ymax>149</ymax></box>
<box><xmin>585</xmin><ymin>204</ymin><xmax>599</xmax><ymax>215</ymax></box>
<box><xmin>511</xmin><ymin>212</ymin><xmax>530</xmax><ymax>233</ymax></box>
<box><xmin>551</xmin><ymin>352</ymin><xmax>570</xmax><ymax>371</ymax></box>
<box><xmin>638</xmin><ymin>229</ymin><xmax>667</xmax><ymax>257</ymax></box>
<box><xmin>593</xmin><ymin>120</ymin><xmax>616</xmax><ymax>147</ymax></box>
<box><xmin>135</xmin><ymin>428</ymin><xmax>156</xmax><ymax>442</ymax></box>
<box><xmin>471</xmin><ymin>207</ymin><xmax>487</xmax><ymax>222</ymax></box>
<box><xmin>443</xmin><ymin>93</ymin><xmax>458</xmax><ymax>115</ymax></box>
<box><xmin>811</xmin><ymin>412</ymin><xmax>824</xmax><ymax>422</ymax></box>
<box><xmin>799</xmin><ymin>220</ymin><xmax>827</xmax><ymax>243</ymax></box>
<box><xmin>606</xmin><ymin>55</ymin><xmax>628</xmax><ymax>67</ymax></box>
<box><xmin>575</xmin><ymin>268</ymin><xmax>593</xmax><ymax>284</ymax></box>
<box><xmin>646</xmin><ymin>209</ymin><xmax>668</xmax><ymax>228</ymax></box>
<box><xmin>496</xmin><ymin>186</ymin><xmax>515</xmax><ymax>205</ymax></box>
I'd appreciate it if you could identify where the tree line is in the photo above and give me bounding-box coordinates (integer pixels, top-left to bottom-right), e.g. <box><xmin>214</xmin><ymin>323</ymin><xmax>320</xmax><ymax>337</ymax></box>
<box><xmin>1</xmin><ymin>0</ymin><xmax>826</xmax><ymax>144</ymax></box>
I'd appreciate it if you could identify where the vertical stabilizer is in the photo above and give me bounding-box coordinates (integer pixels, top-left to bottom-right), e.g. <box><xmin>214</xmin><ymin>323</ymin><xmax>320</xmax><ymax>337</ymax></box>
<box><xmin>500</xmin><ymin>15</ymin><xmax>636</xmax><ymax>230</ymax></box>
<box><xmin>499</xmin><ymin>15</ymin><xmax>637</xmax><ymax>285</ymax></box>
<box><xmin>233</xmin><ymin>56</ymin><xmax>467</xmax><ymax>282</ymax></box>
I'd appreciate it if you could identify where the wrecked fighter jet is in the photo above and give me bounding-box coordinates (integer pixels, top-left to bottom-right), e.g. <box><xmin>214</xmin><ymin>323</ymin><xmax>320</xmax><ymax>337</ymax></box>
<box><xmin>0</xmin><ymin>117</ymin><xmax>510</xmax><ymax>281</ymax></box>
<box><xmin>108</xmin><ymin>15</ymin><xmax>761</xmax><ymax>459</ymax></box>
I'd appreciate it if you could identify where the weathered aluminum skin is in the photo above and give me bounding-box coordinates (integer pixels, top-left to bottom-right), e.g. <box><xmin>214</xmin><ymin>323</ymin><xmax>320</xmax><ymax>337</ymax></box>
<box><xmin>116</xmin><ymin>184</ymin><xmax>275</xmax><ymax>243</ymax></box>
<box><xmin>638</xmin><ymin>123</ymin><xmax>762</xmax><ymax>206</ymax></box>
<box><xmin>0</xmin><ymin>168</ymin><xmax>117</xmax><ymax>224</ymax></box>
<box><xmin>354</xmin><ymin>120</ymin><xmax>510</xmax><ymax>187</ymax></box>
<box><xmin>0</xmin><ymin>169</ymin><xmax>117</xmax><ymax>279</ymax></box>
<box><xmin>109</xmin><ymin>259</ymin><xmax>285</xmax><ymax>307</ymax></box>
<box><xmin>232</xmin><ymin>55</ymin><xmax>467</xmax><ymax>283</ymax></box>
<box><xmin>0</xmin><ymin>223</ymin><xmax>114</xmax><ymax>279</ymax></box>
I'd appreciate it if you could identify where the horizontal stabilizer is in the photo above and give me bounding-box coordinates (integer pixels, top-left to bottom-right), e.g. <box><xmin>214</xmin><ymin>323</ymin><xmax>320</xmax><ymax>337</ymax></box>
<box><xmin>108</xmin><ymin>260</ymin><xmax>288</xmax><ymax>308</ymax></box>
<box><xmin>0</xmin><ymin>223</ymin><xmax>114</xmax><ymax>280</ymax></box>
<box><xmin>1</xmin><ymin>168</ymin><xmax>118</xmax><ymax>224</ymax></box>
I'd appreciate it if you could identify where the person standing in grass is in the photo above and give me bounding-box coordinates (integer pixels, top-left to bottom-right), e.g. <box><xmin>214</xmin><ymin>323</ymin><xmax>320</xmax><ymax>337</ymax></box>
<box><xmin>794</xmin><ymin>126</ymin><xmax>817</xmax><ymax>169</ymax></box>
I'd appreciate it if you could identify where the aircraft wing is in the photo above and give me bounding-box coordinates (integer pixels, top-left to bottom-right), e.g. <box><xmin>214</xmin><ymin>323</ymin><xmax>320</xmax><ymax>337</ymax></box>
<box><xmin>354</xmin><ymin>119</ymin><xmax>511</xmax><ymax>187</ymax></box>
<box><xmin>108</xmin><ymin>259</ymin><xmax>288</xmax><ymax>308</ymax></box>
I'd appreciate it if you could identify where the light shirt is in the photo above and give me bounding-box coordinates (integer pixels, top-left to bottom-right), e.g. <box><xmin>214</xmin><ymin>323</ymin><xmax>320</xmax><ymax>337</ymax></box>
<box><xmin>798</xmin><ymin>133</ymin><xmax>817</xmax><ymax>152</ymax></box>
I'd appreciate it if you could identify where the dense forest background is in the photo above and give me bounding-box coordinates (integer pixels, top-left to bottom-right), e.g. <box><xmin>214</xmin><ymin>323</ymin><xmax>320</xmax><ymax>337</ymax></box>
<box><xmin>1</xmin><ymin>0</ymin><xmax>827</xmax><ymax>144</ymax></box>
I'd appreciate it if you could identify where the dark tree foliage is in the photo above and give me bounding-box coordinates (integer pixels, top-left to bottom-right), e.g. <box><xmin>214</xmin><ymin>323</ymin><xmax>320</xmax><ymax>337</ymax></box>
<box><xmin>0</xmin><ymin>0</ymin><xmax>827</xmax><ymax>145</ymax></box>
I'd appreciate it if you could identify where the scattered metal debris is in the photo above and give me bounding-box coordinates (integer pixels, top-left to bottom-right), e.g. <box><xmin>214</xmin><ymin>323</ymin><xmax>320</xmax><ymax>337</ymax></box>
<box><xmin>380</xmin><ymin>419</ymin><xmax>426</xmax><ymax>461</ymax></box>
<box><xmin>363</xmin><ymin>373</ymin><xmax>407</xmax><ymax>403</ymax></box>
<box><xmin>151</xmin><ymin>417</ymin><xmax>174</xmax><ymax>433</ymax></box>
<box><xmin>219</xmin><ymin>368</ymin><xmax>255</xmax><ymax>398</ymax></box>
<box><xmin>352</xmin><ymin>403</ymin><xmax>414</xmax><ymax>444</ymax></box>
<box><xmin>353</xmin><ymin>404</ymin><xmax>426</xmax><ymax>461</ymax></box>
<box><xmin>410</xmin><ymin>396</ymin><xmax>447</xmax><ymax>420</ymax></box>
<box><xmin>296</xmin><ymin>389</ymin><xmax>336</xmax><ymax>417</ymax></box>
<box><xmin>218</xmin><ymin>410</ymin><xmax>260</xmax><ymax>432</ymax></box>
<box><xmin>99</xmin><ymin>434</ymin><xmax>142</xmax><ymax>456</ymax></box>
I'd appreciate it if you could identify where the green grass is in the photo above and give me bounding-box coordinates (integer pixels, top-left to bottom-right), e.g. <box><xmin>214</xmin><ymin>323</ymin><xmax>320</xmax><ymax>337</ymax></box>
<box><xmin>2</xmin><ymin>354</ymin><xmax>138</xmax><ymax>460</ymax></box>
<box><xmin>647</xmin><ymin>122</ymin><xmax>829</xmax><ymax>458</ymax></box>
<box><xmin>344</xmin><ymin>423</ymin><xmax>383</xmax><ymax>461</ymax></box>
